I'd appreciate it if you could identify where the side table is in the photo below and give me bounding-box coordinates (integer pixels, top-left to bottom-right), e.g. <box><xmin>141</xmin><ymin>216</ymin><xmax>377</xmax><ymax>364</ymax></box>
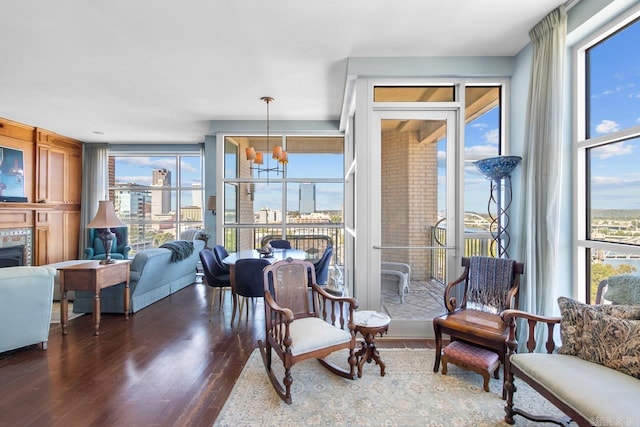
<box><xmin>59</xmin><ymin>260</ymin><xmax>131</xmax><ymax>336</ymax></box>
<box><xmin>354</xmin><ymin>310</ymin><xmax>391</xmax><ymax>377</ymax></box>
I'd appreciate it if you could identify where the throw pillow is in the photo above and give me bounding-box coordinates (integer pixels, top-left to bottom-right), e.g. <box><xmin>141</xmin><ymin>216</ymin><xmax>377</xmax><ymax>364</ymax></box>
<box><xmin>579</xmin><ymin>309</ymin><xmax>640</xmax><ymax>379</ymax></box>
<box><xmin>557</xmin><ymin>296</ymin><xmax>640</xmax><ymax>355</ymax></box>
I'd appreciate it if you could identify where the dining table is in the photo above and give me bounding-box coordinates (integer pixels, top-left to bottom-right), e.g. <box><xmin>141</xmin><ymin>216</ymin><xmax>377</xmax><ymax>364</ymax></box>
<box><xmin>221</xmin><ymin>249</ymin><xmax>309</xmax><ymax>323</ymax></box>
<box><xmin>221</xmin><ymin>248</ymin><xmax>308</xmax><ymax>266</ymax></box>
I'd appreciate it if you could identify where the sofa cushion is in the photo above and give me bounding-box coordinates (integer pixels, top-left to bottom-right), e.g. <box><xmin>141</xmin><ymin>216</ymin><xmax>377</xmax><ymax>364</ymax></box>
<box><xmin>557</xmin><ymin>297</ymin><xmax>640</xmax><ymax>356</ymax></box>
<box><xmin>510</xmin><ymin>353</ymin><xmax>640</xmax><ymax>425</ymax></box>
<box><xmin>579</xmin><ymin>309</ymin><xmax>640</xmax><ymax>379</ymax></box>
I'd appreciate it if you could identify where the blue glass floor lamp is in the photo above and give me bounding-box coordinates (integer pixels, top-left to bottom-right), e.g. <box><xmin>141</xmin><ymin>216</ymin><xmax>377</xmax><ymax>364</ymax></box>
<box><xmin>473</xmin><ymin>156</ymin><xmax>522</xmax><ymax>259</ymax></box>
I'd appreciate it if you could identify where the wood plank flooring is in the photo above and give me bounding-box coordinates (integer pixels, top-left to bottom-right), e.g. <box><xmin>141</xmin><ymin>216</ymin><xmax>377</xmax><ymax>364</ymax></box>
<box><xmin>0</xmin><ymin>282</ymin><xmax>431</xmax><ymax>427</ymax></box>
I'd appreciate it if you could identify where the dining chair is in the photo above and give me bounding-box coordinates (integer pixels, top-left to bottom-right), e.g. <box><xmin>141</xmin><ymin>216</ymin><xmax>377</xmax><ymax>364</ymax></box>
<box><xmin>232</xmin><ymin>258</ymin><xmax>271</xmax><ymax>325</ymax></box>
<box><xmin>199</xmin><ymin>248</ymin><xmax>231</xmax><ymax>320</ymax></box>
<box><xmin>313</xmin><ymin>245</ymin><xmax>333</xmax><ymax>286</ymax></box>
<box><xmin>212</xmin><ymin>244</ymin><xmax>230</xmax><ymax>274</ymax></box>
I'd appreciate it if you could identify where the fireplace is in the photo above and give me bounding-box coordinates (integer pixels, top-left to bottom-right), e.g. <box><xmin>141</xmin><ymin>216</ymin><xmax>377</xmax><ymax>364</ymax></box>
<box><xmin>0</xmin><ymin>228</ymin><xmax>32</xmax><ymax>267</ymax></box>
<box><xmin>0</xmin><ymin>245</ymin><xmax>25</xmax><ymax>267</ymax></box>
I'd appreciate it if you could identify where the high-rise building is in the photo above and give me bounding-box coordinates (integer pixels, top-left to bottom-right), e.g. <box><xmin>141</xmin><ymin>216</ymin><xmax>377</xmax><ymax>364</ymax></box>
<box><xmin>151</xmin><ymin>168</ymin><xmax>171</xmax><ymax>216</ymax></box>
<box><xmin>299</xmin><ymin>183</ymin><xmax>316</xmax><ymax>214</ymax></box>
<box><xmin>191</xmin><ymin>182</ymin><xmax>202</xmax><ymax>208</ymax></box>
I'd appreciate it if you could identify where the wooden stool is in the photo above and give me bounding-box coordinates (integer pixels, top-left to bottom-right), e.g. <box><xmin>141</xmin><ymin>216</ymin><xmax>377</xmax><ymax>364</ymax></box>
<box><xmin>441</xmin><ymin>341</ymin><xmax>500</xmax><ymax>392</ymax></box>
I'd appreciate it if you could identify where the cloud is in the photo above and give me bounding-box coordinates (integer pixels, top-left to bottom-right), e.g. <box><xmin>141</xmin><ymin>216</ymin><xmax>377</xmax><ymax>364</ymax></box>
<box><xmin>595</xmin><ymin>119</ymin><xmax>620</xmax><ymax>134</ymax></box>
<box><xmin>470</xmin><ymin>123</ymin><xmax>489</xmax><ymax>129</ymax></box>
<box><xmin>592</xmin><ymin>142</ymin><xmax>633</xmax><ymax>159</ymax></box>
<box><xmin>465</xmin><ymin>145</ymin><xmax>497</xmax><ymax>157</ymax></box>
<box><xmin>591</xmin><ymin>173</ymin><xmax>640</xmax><ymax>186</ymax></box>
<box><xmin>483</xmin><ymin>128</ymin><xmax>499</xmax><ymax>145</ymax></box>
<box><xmin>115</xmin><ymin>176</ymin><xmax>152</xmax><ymax>185</ymax></box>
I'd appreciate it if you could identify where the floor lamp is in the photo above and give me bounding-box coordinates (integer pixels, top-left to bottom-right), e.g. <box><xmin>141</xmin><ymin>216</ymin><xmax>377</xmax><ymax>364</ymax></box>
<box><xmin>473</xmin><ymin>156</ymin><xmax>522</xmax><ymax>259</ymax></box>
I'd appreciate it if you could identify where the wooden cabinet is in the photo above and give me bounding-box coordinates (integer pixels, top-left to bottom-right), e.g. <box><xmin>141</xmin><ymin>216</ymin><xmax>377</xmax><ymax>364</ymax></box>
<box><xmin>0</xmin><ymin>118</ymin><xmax>83</xmax><ymax>266</ymax></box>
<box><xmin>36</xmin><ymin>129</ymin><xmax>82</xmax><ymax>205</ymax></box>
<box><xmin>35</xmin><ymin>210</ymin><xmax>80</xmax><ymax>265</ymax></box>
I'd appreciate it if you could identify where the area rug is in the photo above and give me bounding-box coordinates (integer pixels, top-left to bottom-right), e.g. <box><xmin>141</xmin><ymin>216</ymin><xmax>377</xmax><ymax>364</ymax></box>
<box><xmin>50</xmin><ymin>301</ymin><xmax>84</xmax><ymax>324</ymax></box>
<box><xmin>214</xmin><ymin>348</ymin><xmax>566</xmax><ymax>427</ymax></box>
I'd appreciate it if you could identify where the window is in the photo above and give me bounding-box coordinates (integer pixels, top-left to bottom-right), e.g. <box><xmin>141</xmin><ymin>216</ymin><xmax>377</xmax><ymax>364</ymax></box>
<box><xmin>222</xmin><ymin>135</ymin><xmax>344</xmax><ymax>264</ymax></box>
<box><xmin>577</xmin><ymin>15</ymin><xmax>640</xmax><ymax>303</ymax></box>
<box><xmin>109</xmin><ymin>154</ymin><xmax>203</xmax><ymax>255</ymax></box>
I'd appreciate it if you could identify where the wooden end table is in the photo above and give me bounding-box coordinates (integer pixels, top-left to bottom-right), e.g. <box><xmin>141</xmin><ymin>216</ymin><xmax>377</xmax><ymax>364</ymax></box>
<box><xmin>354</xmin><ymin>310</ymin><xmax>391</xmax><ymax>377</ymax></box>
<box><xmin>59</xmin><ymin>260</ymin><xmax>131</xmax><ymax>336</ymax></box>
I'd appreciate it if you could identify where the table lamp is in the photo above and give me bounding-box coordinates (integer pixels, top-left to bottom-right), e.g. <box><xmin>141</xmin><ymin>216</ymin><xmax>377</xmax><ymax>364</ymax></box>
<box><xmin>87</xmin><ymin>200</ymin><xmax>126</xmax><ymax>264</ymax></box>
<box><xmin>207</xmin><ymin>195</ymin><xmax>216</xmax><ymax>216</ymax></box>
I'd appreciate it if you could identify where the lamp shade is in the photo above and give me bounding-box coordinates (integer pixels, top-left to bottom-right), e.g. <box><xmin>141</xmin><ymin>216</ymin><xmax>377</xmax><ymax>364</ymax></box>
<box><xmin>207</xmin><ymin>195</ymin><xmax>216</xmax><ymax>211</ymax></box>
<box><xmin>87</xmin><ymin>200</ymin><xmax>125</xmax><ymax>229</ymax></box>
<box><xmin>473</xmin><ymin>156</ymin><xmax>522</xmax><ymax>181</ymax></box>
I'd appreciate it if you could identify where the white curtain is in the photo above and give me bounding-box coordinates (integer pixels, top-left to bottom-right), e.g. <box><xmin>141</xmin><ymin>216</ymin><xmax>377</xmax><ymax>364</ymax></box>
<box><xmin>79</xmin><ymin>143</ymin><xmax>109</xmax><ymax>258</ymax></box>
<box><xmin>518</xmin><ymin>6</ymin><xmax>567</xmax><ymax>318</ymax></box>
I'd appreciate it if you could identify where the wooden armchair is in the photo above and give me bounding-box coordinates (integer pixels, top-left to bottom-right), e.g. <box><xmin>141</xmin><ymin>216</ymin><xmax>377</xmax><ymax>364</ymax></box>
<box><xmin>258</xmin><ymin>258</ymin><xmax>359</xmax><ymax>404</ymax></box>
<box><xmin>433</xmin><ymin>256</ymin><xmax>524</xmax><ymax>398</ymax></box>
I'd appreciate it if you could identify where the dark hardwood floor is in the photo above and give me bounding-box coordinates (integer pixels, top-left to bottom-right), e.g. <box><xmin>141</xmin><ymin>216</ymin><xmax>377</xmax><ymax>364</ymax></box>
<box><xmin>0</xmin><ymin>282</ymin><xmax>431</xmax><ymax>427</ymax></box>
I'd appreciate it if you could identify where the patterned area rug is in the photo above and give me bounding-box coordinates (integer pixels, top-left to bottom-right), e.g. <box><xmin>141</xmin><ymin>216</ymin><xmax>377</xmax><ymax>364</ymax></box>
<box><xmin>50</xmin><ymin>302</ymin><xmax>84</xmax><ymax>324</ymax></box>
<box><xmin>214</xmin><ymin>348</ymin><xmax>566</xmax><ymax>426</ymax></box>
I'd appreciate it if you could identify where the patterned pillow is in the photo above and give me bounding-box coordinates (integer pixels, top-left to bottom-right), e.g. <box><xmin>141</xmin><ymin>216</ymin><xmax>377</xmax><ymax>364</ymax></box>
<box><xmin>579</xmin><ymin>309</ymin><xmax>640</xmax><ymax>379</ymax></box>
<box><xmin>557</xmin><ymin>297</ymin><xmax>640</xmax><ymax>355</ymax></box>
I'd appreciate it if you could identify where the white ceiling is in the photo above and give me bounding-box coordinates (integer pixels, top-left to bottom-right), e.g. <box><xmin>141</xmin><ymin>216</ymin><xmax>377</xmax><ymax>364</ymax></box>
<box><xmin>0</xmin><ymin>0</ymin><xmax>566</xmax><ymax>144</ymax></box>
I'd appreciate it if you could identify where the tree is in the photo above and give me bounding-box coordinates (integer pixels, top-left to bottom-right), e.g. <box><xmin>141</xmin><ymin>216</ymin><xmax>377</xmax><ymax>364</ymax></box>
<box><xmin>153</xmin><ymin>232</ymin><xmax>175</xmax><ymax>247</ymax></box>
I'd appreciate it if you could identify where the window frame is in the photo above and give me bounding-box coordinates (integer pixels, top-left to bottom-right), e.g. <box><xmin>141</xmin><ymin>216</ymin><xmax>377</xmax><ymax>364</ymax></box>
<box><xmin>575</xmin><ymin>7</ymin><xmax>640</xmax><ymax>303</ymax></box>
<box><xmin>108</xmin><ymin>151</ymin><xmax>204</xmax><ymax>254</ymax></box>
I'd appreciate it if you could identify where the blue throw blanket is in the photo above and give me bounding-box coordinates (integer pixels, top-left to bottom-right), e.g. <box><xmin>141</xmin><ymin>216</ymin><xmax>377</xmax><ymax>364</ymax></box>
<box><xmin>160</xmin><ymin>240</ymin><xmax>194</xmax><ymax>263</ymax></box>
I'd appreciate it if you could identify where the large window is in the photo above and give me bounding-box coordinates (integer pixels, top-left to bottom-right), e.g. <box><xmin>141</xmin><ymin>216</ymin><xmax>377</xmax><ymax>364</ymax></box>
<box><xmin>222</xmin><ymin>135</ymin><xmax>344</xmax><ymax>264</ymax></box>
<box><xmin>109</xmin><ymin>154</ymin><xmax>203</xmax><ymax>255</ymax></box>
<box><xmin>577</xmin><ymin>14</ymin><xmax>640</xmax><ymax>303</ymax></box>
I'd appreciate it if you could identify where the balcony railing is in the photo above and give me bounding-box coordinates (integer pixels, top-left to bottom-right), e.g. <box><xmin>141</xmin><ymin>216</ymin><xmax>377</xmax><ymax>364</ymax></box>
<box><xmin>222</xmin><ymin>225</ymin><xmax>493</xmax><ymax>285</ymax></box>
<box><xmin>224</xmin><ymin>226</ymin><xmax>344</xmax><ymax>264</ymax></box>
<box><xmin>431</xmin><ymin>226</ymin><xmax>494</xmax><ymax>284</ymax></box>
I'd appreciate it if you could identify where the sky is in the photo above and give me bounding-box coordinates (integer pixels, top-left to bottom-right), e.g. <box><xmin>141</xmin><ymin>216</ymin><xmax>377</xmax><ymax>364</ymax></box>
<box><xmin>587</xmin><ymin>20</ymin><xmax>640</xmax><ymax>211</ymax></box>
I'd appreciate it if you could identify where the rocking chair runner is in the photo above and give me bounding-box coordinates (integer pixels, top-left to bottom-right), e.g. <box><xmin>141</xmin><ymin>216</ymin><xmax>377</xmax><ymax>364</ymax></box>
<box><xmin>258</xmin><ymin>258</ymin><xmax>359</xmax><ymax>404</ymax></box>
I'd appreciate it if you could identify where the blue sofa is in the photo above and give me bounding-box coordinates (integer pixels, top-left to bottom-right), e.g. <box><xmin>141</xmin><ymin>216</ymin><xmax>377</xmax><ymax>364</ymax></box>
<box><xmin>74</xmin><ymin>240</ymin><xmax>205</xmax><ymax>314</ymax></box>
<box><xmin>0</xmin><ymin>266</ymin><xmax>56</xmax><ymax>353</ymax></box>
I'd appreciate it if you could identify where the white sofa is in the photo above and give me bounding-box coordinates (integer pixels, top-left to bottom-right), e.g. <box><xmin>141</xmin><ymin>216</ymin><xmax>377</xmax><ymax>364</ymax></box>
<box><xmin>501</xmin><ymin>298</ymin><xmax>640</xmax><ymax>426</ymax></box>
<box><xmin>0</xmin><ymin>266</ymin><xmax>56</xmax><ymax>353</ymax></box>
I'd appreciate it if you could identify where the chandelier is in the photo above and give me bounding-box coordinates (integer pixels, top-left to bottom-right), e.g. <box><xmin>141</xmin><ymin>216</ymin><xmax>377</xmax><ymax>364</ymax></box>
<box><xmin>245</xmin><ymin>96</ymin><xmax>287</xmax><ymax>178</ymax></box>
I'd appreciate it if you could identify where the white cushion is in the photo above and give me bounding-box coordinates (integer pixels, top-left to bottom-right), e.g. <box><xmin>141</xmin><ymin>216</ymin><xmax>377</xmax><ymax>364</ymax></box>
<box><xmin>511</xmin><ymin>353</ymin><xmax>640</xmax><ymax>425</ymax></box>
<box><xmin>288</xmin><ymin>317</ymin><xmax>351</xmax><ymax>356</ymax></box>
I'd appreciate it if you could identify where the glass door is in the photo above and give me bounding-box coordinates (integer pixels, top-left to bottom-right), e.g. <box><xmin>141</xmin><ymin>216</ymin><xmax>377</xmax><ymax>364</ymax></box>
<box><xmin>372</xmin><ymin>110</ymin><xmax>459</xmax><ymax>336</ymax></box>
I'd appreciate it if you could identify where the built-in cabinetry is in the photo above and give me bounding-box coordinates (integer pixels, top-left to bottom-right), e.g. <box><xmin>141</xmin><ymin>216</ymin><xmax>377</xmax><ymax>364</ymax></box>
<box><xmin>0</xmin><ymin>117</ymin><xmax>83</xmax><ymax>266</ymax></box>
